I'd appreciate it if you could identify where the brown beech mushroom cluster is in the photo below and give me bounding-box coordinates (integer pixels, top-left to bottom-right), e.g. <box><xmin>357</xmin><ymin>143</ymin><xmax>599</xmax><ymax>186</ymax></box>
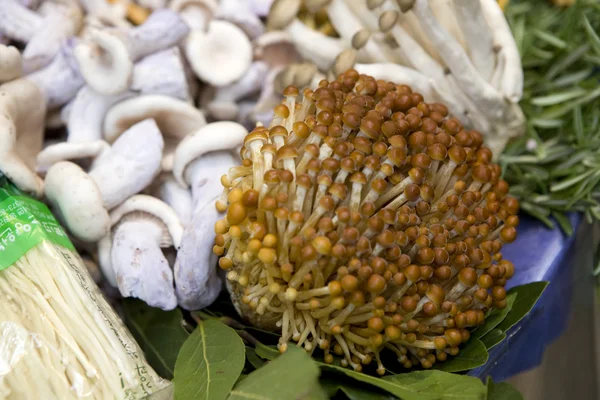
<box><xmin>214</xmin><ymin>70</ymin><xmax>519</xmax><ymax>372</ymax></box>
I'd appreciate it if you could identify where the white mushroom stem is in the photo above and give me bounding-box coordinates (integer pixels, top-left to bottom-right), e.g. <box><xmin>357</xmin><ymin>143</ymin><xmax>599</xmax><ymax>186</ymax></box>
<box><xmin>68</xmin><ymin>87</ymin><xmax>134</xmax><ymax>144</ymax></box>
<box><xmin>174</xmin><ymin>200</ymin><xmax>224</xmax><ymax>310</ymax></box>
<box><xmin>480</xmin><ymin>0</ymin><xmax>523</xmax><ymax>102</ymax></box>
<box><xmin>326</xmin><ymin>0</ymin><xmax>388</xmax><ymax>63</ymax></box>
<box><xmin>207</xmin><ymin>61</ymin><xmax>269</xmax><ymax>120</ymax></box>
<box><xmin>131</xmin><ymin>47</ymin><xmax>190</xmax><ymax>102</ymax></box>
<box><xmin>127</xmin><ymin>9</ymin><xmax>190</xmax><ymax>60</ymax></box>
<box><xmin>111</xmin><ymin>218</ymin><xmax>178</xmax><ymax>310</ymax></box>
<box><xmin>159</xmin><ymin>176</ymin><xmax>193</xmax><ymax>226</ymax></box>
<box><xmin>36</xmin><ymin>141</ymin><xmax>111</xmax><ymax>173</ymax></box>
<box><xmin>21</xmin><ymin>1</ymin><xmax>83</xmax><ymax>73</ymax></box>
<box><xmin>185</xmin><ymin>151</ymin><xmax>239</xmax><ymax>212</ymax></box>
<box><xmin>172</xmin><ymin>121</ymin><xmax>248</xmax><ymax>188</ymax></box>
<box><xmin>89</xmin><ymin>119</ymin><xmax>164</xmax><ymax>209</ymax></box>
<box><xmin>0</xmin><ymin>44</ymin><xmax>22</xmax><ymax>83</ymax></box>
<box><xmin>285</xmin><ymin>19</ymin><xmax>345</xmax><ymax>71</ymax></box>
<box><xmin>452</xmin><ymin>0</ymin><xmax>495</xmax><ymax>82</ymax></box>
<box><xmin>0</xmin><ymin>78</ymin><xmax>45</xmax><ymax>197</ymax></box>
<box><xmin>409</xmin><ymin>0</ymin><xmax>504</xmax><ymax>118</ymax></box>
<box><xmin>26</xmin><ymin>38</ymin><xmax>85</xmax><ymax>110</ymax></box>
<box><xmin>0</xmin><ymin>0</ymin><xmax>43</xmax><ymax>43</ymax></box>
<box><xmin>75</xmin><ymin>9</ymin><xmax>189</xmax><ymax>95</ymax></box>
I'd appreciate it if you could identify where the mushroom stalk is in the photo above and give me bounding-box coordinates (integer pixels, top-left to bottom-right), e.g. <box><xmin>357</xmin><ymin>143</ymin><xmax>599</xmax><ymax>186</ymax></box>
<box><xmin>175</xmin><ymin>201</ymin><xmax>224</xmax><ymax>310</ymax></box>
<box><xmin>186</xmin><ymin>152</ymin><xmax>239</xmax><ymax>212</ymax></box>
<box><xmin>159</xmin><ymin>177</ymin><xmax>193</xmax><ymax>226</ymax></box>
<box><xmin>26</xmin><ymin>39</ymin><xmax>85</xmax><ymax>110</ymax></box>
<box><xmin>111</xmin><ymin>218</ymin><xmax>178</xmax><ymax>310</ymax></box>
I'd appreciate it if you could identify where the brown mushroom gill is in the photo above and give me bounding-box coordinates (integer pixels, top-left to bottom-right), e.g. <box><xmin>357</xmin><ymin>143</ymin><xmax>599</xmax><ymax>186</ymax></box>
<box><xmin>213</xmin><ymin>70</ymin><xmax>519</xmax><ymax>373</ymax></box>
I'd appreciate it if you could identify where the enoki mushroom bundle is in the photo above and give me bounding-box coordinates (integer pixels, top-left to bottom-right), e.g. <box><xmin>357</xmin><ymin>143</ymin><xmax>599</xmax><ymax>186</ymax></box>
<box><xmin>0</xmin><ymin>178</ymin><xmax>170</xmax><ymax>399</ymax></box>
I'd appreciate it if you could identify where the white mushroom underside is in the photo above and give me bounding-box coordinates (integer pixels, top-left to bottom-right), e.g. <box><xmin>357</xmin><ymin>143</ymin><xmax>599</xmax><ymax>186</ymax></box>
<box><xmin>112</xmin><ymin>219</ymin><xmax>178</xmax><ymax>310</ymax></box>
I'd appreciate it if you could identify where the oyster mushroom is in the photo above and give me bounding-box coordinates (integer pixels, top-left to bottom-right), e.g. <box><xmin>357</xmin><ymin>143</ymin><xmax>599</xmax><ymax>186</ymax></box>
<box><xmin>169</xmin><ymin>0</ymin><xmax>217</xmax><ymax>31</ymax></box>
<box><xmin>156</xmin><ymin>174</ymin><xmax>194</xmax><ymax>226</ymax></box>
<box><xmin>1</xmin><ymin>0</ymin><xmax>83</xmax><ymax>73</ymax></box>
<box><xmin>44</xmin><ymin>118</ymin><xmax>164</xmax><ymax>242</ymax></box>
<box><xmin>102</xmin><ymin>94</ymin><xmax>206</xmax><ymax>171</ymax></box>
<box><xmin>99</xmin><ymin>194</ymin><xmax>184</xmax><ymax>310</ymax></box>
<box><xmin>25</xmin><ymin>38</ymin><xmax>85</xmax><ymax>110</ymax></box>
<box><xmin>0</xmin><ymin>78</ymin><xmax>46</xmax><ymax>197</ymax></box>
<box><xmin>171</xmin><ymin>121</ymin><xmax>247</xmax><ymax>309</ymax></box>
<box><xmin>74</xmin><ymin>8</ymin><xmax>189</xmax><ymax>94</ymax></box>
<box><xmin>206</xmin><ymin>61</ymin><xmax>270</xmax><ymax>121</ymax></box>
<box><xmin>216</xmin><ymin>0</ymin><xmax>265</xmax><ymax>39</ymax></box>
<box><xmin>37</xmin><ymin>47</ymin><xmax>190</xmax><ymax>171</ymax></box>
<box><xmin>185</xmin><ymin>19</ymin><xmax>253</xmax><ymax>87</ymax></box>
<box><xmin>214</xmin><ymin>70</ymin><xmax>520</xmax><ymax>373</ymax></box>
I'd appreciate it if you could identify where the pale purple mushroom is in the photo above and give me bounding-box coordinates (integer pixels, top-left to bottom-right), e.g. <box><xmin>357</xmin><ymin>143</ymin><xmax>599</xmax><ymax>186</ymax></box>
<box><xmin>26</xmin><ymin>38</ymin><xmax>86</xmax><ymax>110</ymax></box>
<box><xmin>44</xmin><ymin>118</ymin><xmax>164</xmax><ymax>242</ymax></box>
<box><xmin>74</xmin><ymin>9</ymin><xmax>189</xmax><ymax>94</ymax></box>
<box><xmin>37</xmin><ymin>47</ymin><xmax>190</xmax><ymax>171</ymax></box>
<box><xmin>102</xmin><ymin>194</ymin><xmax>184</xmax><ymax>310</ymax></box>
<box><xmin>0</xmin><ymin>0</ymin><xmax>83</xmax><ymax>73</ymax></box>
<box><xmin>171</xmin><ymin>121</ymin><xmax>247</xmax><ymax>309</ymax></box>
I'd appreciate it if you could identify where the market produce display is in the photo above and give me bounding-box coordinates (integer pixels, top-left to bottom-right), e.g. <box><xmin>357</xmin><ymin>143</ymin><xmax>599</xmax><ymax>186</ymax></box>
<box><xmin>0</xmin><ymin>0</ymin><xmax>594</xmax><ymax>399</ymax></box>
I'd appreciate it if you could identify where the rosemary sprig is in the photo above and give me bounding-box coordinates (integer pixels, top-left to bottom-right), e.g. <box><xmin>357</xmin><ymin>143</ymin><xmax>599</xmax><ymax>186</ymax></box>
<box><xmin>501</xmin><ymin>0</ymin><xmax>600</xmax><ymax>234</ymax></box>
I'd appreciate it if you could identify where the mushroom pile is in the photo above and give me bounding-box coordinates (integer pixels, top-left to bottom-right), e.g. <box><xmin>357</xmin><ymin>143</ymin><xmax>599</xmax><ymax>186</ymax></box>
<box><xmin>265</xmin><ymin>0</ymin><xmax>525</xmax><ymax>155</ymax></box>
<box><xmin>214</xmin><ymin>71</ymin><xmax>520</xmax><ymax>371</ymax></box>
<box><xmin>0</xmin><ymin>0</ymin><xmax>522</xmax><ymax>317</ymax></box>
<box><xmin>0</xmin><ymin>0</ymin><xmax>283</xmax><ymax>311</ymax></box>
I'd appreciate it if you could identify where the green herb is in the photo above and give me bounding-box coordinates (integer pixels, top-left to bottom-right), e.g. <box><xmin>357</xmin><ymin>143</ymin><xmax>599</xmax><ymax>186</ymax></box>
<box><xmin>502</xmin><ymin>0</ymin><xmax>600</xmax><ymax>232</ymax></box>
<box><xmin>433</xmin><ymin>338</ymin><xmax>488</xmax><ymax>373</ymax></box>
<box><xmin>122</xmin><ymin>299</ymin><xmax>190</xmax><ymax>379</ymax></box>
<box><xmin>480</xmin><ymin>329</ymin><xmax>507</xmax><ymax>351</ymax></box>
<box><xmin>173</xmin><ymin>320</ymin><xmax>245</xmax><ymax>400</ymax></box>
<box><xmin>228</xmin><ymin>347</ymin><xmax>328</xmax><ymax>400</ymax></box>
<box><xmin>487</xmin><ymin>377</ymin><xmax>524</xmax><ymax>400</ymax></box>
<box><xmin>472</xmin><ymin>293</ymin><xmax>517</xmax><ymax>339</ymax></box>
<box><xmin>496</xmin><ymin>282</ymin><xmax>549</xmax><ymax>332</ymax></box>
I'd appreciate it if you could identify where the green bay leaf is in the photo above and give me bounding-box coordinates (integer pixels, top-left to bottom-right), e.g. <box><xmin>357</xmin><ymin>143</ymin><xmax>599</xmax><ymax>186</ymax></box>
<box><xmin>319</xmin><ymin>364</ymin><xmax>487</xmax><ymax>400</ymax></box>
<box><xmin>487</xmin><ymin>377</ymin><xmax>524</xmax><ymax>400</ymax></box>
<box><xmin>174</xmin><ymin>320</ymin><xmax>245</xmax><ymax>400</ymax></box>
<box><xmin>496</xmin><ymin>282</ymin><xmax>549</xmax><ymax>333</ymax></box>
<box><xmin>472</xmin><ymin>293</ymin><xmax>517</xmax><ymax>338</ymax></box>
<box><xmin>434</xmin><ymin>337</ymin><xmax>488</xmax><ymax>372</ymax></box>
<box><xmin>481</xmin><ymin>329</ymin><xmax>507</xmax><ymax>350</ymax></box>
<box><xmin>122</xmin><ymin>299</ymin><xmax>189</xmax><ymax>379</ymax></box>
<box><xmin>228</xmin><ymin>347</ymin><xmax>327</xmax><ymax>400</ymax></box>
<box><xmin>319</xmin><ymin>378</ymin><xmax>398</xmax><ymax>400</ymax></box>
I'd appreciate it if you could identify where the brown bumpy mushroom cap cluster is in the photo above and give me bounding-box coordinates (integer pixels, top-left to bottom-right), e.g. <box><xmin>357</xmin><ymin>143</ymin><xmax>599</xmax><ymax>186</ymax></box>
<box><xmin>213</xmin><ymin>70</ymin><xmax>519</xmax><ymax>373</ymax></box>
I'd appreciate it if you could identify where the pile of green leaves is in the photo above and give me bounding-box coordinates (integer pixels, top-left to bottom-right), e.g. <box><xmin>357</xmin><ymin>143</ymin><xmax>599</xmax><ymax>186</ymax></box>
<box><xmin>122</xmin><ymin>282</ymin><xmax>547</xmax><ymax>400</ymax></box>
<box><xmin>500</xmin><ymin>0</ymin><xmax>600</xmax><ymax>234</ymax></box>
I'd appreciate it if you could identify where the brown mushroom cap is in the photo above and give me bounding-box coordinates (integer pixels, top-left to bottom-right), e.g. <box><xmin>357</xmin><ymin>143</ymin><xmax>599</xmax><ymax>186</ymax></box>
<box><xmin>214</xmin><ymin>69</ymin><xmax>519</xmax><ymax>372</ymax></box>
